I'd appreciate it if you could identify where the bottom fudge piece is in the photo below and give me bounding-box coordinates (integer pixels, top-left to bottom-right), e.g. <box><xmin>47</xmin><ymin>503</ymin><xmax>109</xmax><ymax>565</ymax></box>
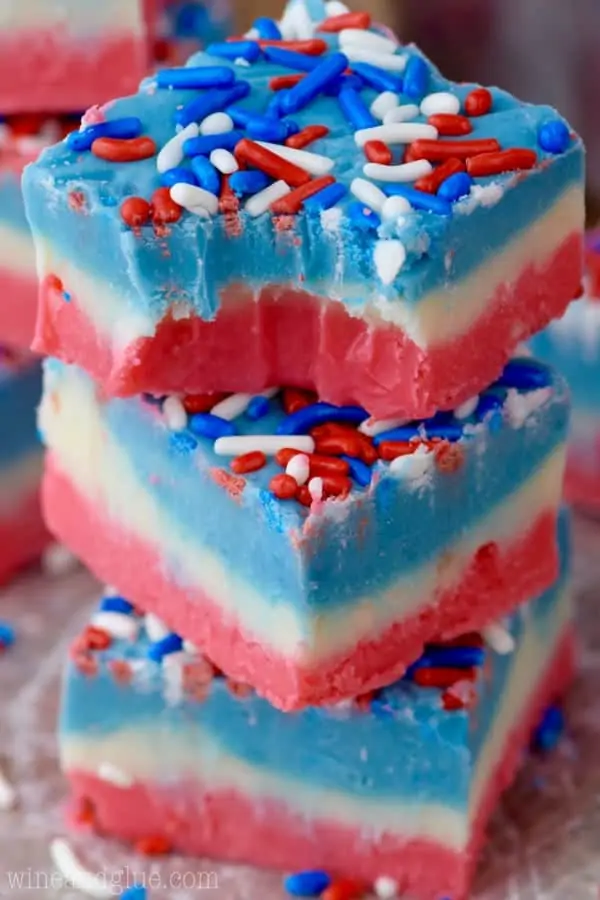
<box><xmin>60</xmin><ymin>516</ymin><xmax>573</xmax><ymax>900</ymax></box>
<box><xmin>0</xmin><ymin>350</ymin><xmax>49</xmax><ymax>584</ymax></box>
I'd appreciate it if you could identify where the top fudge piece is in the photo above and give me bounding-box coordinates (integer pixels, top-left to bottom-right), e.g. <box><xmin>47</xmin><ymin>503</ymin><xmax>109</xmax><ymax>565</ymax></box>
<box><xmin>23</xmin><ymin>1</ymin><xmax>584</xmax><ymax>417</ymax></box>
<box><xmin>0</xmin><ymin>1</ymin><xmax>156</xmax><ymax>115</ymax></box>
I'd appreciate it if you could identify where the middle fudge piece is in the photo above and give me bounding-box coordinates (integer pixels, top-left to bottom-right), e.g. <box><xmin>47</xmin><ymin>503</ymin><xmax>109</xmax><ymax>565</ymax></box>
<box><xmin>40</xmin><ymin>357</ymin><xmax>569</xmax><ymax>710</ymax></box>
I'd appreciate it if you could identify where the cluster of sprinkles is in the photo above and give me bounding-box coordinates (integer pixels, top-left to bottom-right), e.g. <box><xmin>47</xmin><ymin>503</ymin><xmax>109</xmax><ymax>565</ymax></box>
<box><xmin>144</xmin><ymin>358</ymin><xmax>553</xmax><ymax>509</ymax></box>
<box><xmin>63</xmin><ymin>2</ymin><xmax>574</xmax><ymax>282</ymax></box>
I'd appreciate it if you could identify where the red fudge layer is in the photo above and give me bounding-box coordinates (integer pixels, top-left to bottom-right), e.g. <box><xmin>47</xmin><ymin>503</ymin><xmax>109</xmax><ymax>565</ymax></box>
<box><xmin>0</xmin><ymin>487</ymin><xmax>50</xmax><ymax>586</ymax></box>
<box><xmin>44</xmin><ymin>457</ymin><xmax>559</xmax><ymax>710</ymax></box>
<box><xmin>66</xmin><ymin>627</ymin><xmax>575</xmax><ymax>900</ymax></box>
<box><xmin>0</xmin><ymin>268</ymin><xmax>38</xmax><ymax>351</ymax></box>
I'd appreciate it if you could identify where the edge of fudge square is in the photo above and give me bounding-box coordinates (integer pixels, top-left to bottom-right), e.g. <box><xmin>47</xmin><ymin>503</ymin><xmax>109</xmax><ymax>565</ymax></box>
<box><xmin>22</xmin><ymin>2</ymin><xmax>584</xmax><ymax>419</ymax></box>
<box><xmin>38</xmin><ymin>356</ymin><xmax>569</xmax><ymax>710</ymax></box>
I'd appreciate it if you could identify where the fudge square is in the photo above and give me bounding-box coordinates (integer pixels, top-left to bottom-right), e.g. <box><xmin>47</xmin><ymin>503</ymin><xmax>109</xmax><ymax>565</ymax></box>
<box><xmin>39</xmin><ymin>356</ymin><xmax>569</xmax><ymax>710</ymax></box>
<box><xmin>60</xmin><ymin>513</ymin><xmax>574</xmax><ymax>900</ymax></box>
<box><xmin>22</xmin><ymin>3</ymin><xmax>584</xmax><ymax>419</ymax></box>
<box><xmin>0</xmin><ymin>1</ymin><xmax>157</xmax><ymax>115</ymax></box>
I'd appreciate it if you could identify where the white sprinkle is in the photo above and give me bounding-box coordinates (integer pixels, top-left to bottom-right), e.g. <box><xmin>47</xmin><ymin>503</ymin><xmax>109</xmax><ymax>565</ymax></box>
<box><xmin>245</xmin><ymin>180</ymin><xmax>291</xmax><ymax>217</ymax></box>
<box><xmin>42</xmin><ymin>542</ymin><xmax>78</xmax><ymax>576</ymax></box>
<box><xmin>244</xmin><ymin>27</ymin><xmax>259</xmax><ymax>39</ymax></box>
<box><xmin>381</xmin><ymin>195</ymin><xmax>412</xmax><ymax>222</ymax></box>
<box><xmin>342</xmin><ymin>48</ymin><xmax>408</xmax><ymax>71</ymax></box>
<box><xmin>325</xmin><ymin>0</ymin><xmax>350</xmax><ymax>14</ymax></box>
<box><xmin>364</xmin><ymin>159</ymin><xmax>433</xmax><ymax>183</ymax></box>
<box><xmin>183</xmin><ymin>639</ymin><xmax>201</xmax><ymax>654</ymax></box>
<box><xmin>199</xmin><ymin>112</ymin><xmax>234</xmax><ymax>135</ymax></box>
<box><xmin>156</xmin><ymin>122</ymin><xmax>198</xmax><ymax>174</ymax></box>
<box><xmin>504</xmin><ymin>387</ymin><xmax>551</xmax><ymax>428</ymax></box>
<box><xmin>210</xmin><ymin>148</ymin><xmax>239</xmax><ymax>174</ymax></box>
<box><xmin>374</xmin><ymin>876</ymin><xmax>400</xmax><ymax>899</ymax></box>
<box><xmin>390</xmin><ymin>444</ymin><xmax>433</xmax><ymax>481</ymax></box>
<box><xmin>359</xmin><ymin>416</ymin><xmax>407</xmax><ymax>437</ymax></box>
<box><xmin>454</xmin><ymin>396</ymin><xmax>479</xmax><ymax>420</ymax></box>
<box><xmin>145</xmin><ymin>613</ymin><xmax>171</xmax><ymax>643</ymax></box>
<box><xmin>308</xmin><ymin>477</ymin><xmax>324</xmax><ymax>502</ymax></box>
<box><xmin>162</xmin><ymin>650</ymin><xmax>196</xmax><ymax>705</ymax></box>
<box><xmin>383</xmin><ymin>103</ymin><xmax>420</xmax><ymax>125</ymax></box>
<box><xmin>102</xmin><ymin>585</ymin><xmax>119</xmax><ymax>598</ymax></box>
<box><xmin>286</xmin><ymin>454</ymin><xmax>310</xmax><ymax>486</ymax></box>
<box><xmin>235</xmin><ymin>57</ymin><xmax>251</xmax><ymax>67</ymax></box>
<box><xmin>91</xmin><ymin>612</ymin><xmax>139</xmax><ymax>642</ymax></box>
<box><xmin>355</xmin><ymin>122</ymin><xmax>437</xmax><ymax>147</ymax></box>
<box><xmin>0</xmin><ymin>766</ymin><xmax>17</xmax><ymax>810</ymax></box>
<box><xmin>374</xmin><ymin>239</ymin><xmax>407</xmax><ymax>285</ymax></box>
<box><xmin>97</xmin><ymin>763</ymin><xmax>134</xmax><ymax>788</ymax></box>
<box><xmin>420</xmin><ymin>91</ymin><xmax>461</xmax><ymax>117</ymax></box>
<box><xmin>350</xmin><ymin>177</ymin><xmax>387</xmax><ymax>213</ymax></box>
<box><xmin>162</xmin><ymin>395</ymin><xmax>187</xmax><ymax>431</ymax></box>
<box><xmin>286</xmin><ymin>0</ymin><xmax>315</xmax><ymax>39</ymax></box>
<box><xmin>339</xmin><ymin>28</ymin><xmax>398</xmax><ymax>55</ymax></box>
<box><xmin>170</xmin><ymin>182</ymin><xmax>219</xmax><ymax>216</ymax></box>
<box><xmin>321</xmin><ymin>207</ymin><xmax>343</xmax><ymax>232</ymax></box>
<box><xmin>483</xmin><ymin>622</ymin><xmax>516</xmax><ymax>655</ymax></box>
<box><xmin>370</xmin><ymin>91</ymin><xmax>399</xmax><ymax>121</ymax></box>
<box><xmin>213</xmin><ymin>435</ymin><xmax>315</xmax><ymax>456</ymax></box>
<box><xmin>255</xmin><ymin>140</ymin><xmax>334</xmax><ymax>176</ymax></box>
<box><xmin>210</xmin><ymin>387</ymin><xmax>278</xmax><ymax>421</ymax></box>
<box><xmin>49</xmin><ymin>839</ymin><xmax>113</xmax><ymax>899</ymax></box>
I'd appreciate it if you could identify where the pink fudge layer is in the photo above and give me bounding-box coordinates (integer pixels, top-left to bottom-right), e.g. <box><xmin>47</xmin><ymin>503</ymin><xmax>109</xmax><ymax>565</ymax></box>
<box><xmin>35</xmin><ymin>231</ymin><xmax>581</xmax><ymax>419</ymax></box>
<box><xmin>44</xmin><ymin>456</ymin><xmax>560</xmax><ymax>709</ymax></box>
<box><xmin>65</xmin><ymin>628</ymin><xmax>575</xmax><ymax>900</ymax></box>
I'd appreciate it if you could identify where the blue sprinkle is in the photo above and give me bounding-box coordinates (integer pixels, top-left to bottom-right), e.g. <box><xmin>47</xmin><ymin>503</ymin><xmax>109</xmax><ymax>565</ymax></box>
<box><xmin>532</xmin><ymin>704</ymin><xmax>565</xmax><ymax>753</ymax></box>
<box><xmin>262</xmin><ymin>46</ymin><xmax>321</xmax><ymax>72</ymax></box>
<box><xmin>280</xmin><ymin>53</ymin><xmax>350</xmax><ymax>115</ymax></box>
<box><xmin>538</xmin><ymin>120</ymin><xmax>570</xmax><ymax>154</ymax></box>
<box><xmin>414</xmin><ymin>646</ymin><xmax>485</xmax><ymax>669</ymax></box>
<box><xmin>246</xmin><ymin>396</ymin><xmax>271</xmax><ymax>420</ymax></box>
<box><xmin>147</xmin><ymin>633</ymin><xmax>184</xmax><ymax>662</ymax></box>
<box><xmin>120</xmin><ymin>886</ymin><xmax>146</xmax><ymax>900</ymax></box>
<box><xmin>0</xmin><ymin>621</ymin><xmax>15</xmax><ymax>648</ymax></box>
<box><xmin>66</xmin><ymin>117</ymin><xmax>143</xmax><ymax>152</ymax></box>
<box><xmin>189</xmin><ymin>413</ymin><xmax>237</xmax><ymax>439</ymax></box>
<box><xmin>277</xmin><ymin>402</ymin><xmax>369</xmax><ymax>436</ymax></box>
<box><xmin>160</xmin><ymin>166</ymin><xmax>198</xmax><ymax>188</ymax></box>
<box><xmin>284</xmin><ymin>870</ymin><xmax>331</xmax><ymax>897</ymax></box>
<box><xmin>63</xmin><ymin>292</ymin><xmax>71</xmax><ymax>302</ymax></box>
<box><xmin>337</xmin><ymin>86</ymin><xmax>378</xmax><ymax>130</ymax></box>
<box><xmin>384</xmin><ymin>184</ymin><xmax>452</xmax><ymax>216</ymax></box>
<box><xmin>246</xmin><ymin>118</ymin><xmax>292</xmax><ymax>142</ymax></box>
<box><xmin>323</xmin><ymin>74</ymin><xmax>365</xmax><ymax>97</ymax></box>
<box><xmin>206</xmin><ymin>40</ymin><xmax>262</xmax><ymax>63</ymax></box>
<box><xmin>156</xmin><ymin>66</ymin><xmax>236</xmax><ymax>90</ymax></box>
<box><xmin>347</xmin><ymin>200</ymin><xmax>381</xmax><ymax>231</ymax></box>
<box><xmin>423</xmin><ymin>421</ymin><xmax>463</xmax><ymax>441</ymax></box>
<box><xmin>475</xmin><ymin>392</ymin><xmax>505</xmax><ymax>421</ymax></box>
<box><xmin>304</xmin><ymin>181</ymin><xmax>348</xmax><ymax>212</ymax></box>
<box><xmin>351</xmin><ymin>62</ymin><xmax>403</xmax><ymax>94</ymax></box>
<box><xmin>229</xmin><ymin>170</ymin><xmax>272</xmax><ymax>197</ymax></box>
<box><xmin>183</xmin><ymin>130</ymin><xmax>244</xmax><ymax>157</ymax></box>
<box><xmin>372</xmin><ymin>425</ymin><xmax>419</xmax><ymax>445</ymax></box>
<box><xmin>438</xmin><ymin>172</ymin><xmax>473</xmax><ymax>203</ymax></box>
<box><xmin>190</xmin><ymin>156</ymin><xmax>221</xmax><ymax>194</ymax></box>
<box><xmin>253</xmin><ymin>16</ymin><xmax>282</xmax><ymax>40</ymax></box>
<box><xmin>169</xmin><ymin>431</ymin><xmax>198</xmax><ymax>453</ymax></box>
<box><xmin>496</xmin><ymin>359</ymin><xmax>552</xmax><ymax>390</ymax></box>
<box><xmin>175</xmin><ymin>82</ymin><xmax>250</xmax><ymax>128</ymax></box>
<box><xmin>403</xmin><ymin>55</ymin><xmax>430</xmax><ymax>99</ymax></box>
<box><xmin>341</xmin><ymin>455</ymin><xmax>372</xmax><ymax>487</ymax></box>
<box><xmin>100</xmin><ymin>596</ymin><xmax>135</xmax><ymax>615</ymax></box>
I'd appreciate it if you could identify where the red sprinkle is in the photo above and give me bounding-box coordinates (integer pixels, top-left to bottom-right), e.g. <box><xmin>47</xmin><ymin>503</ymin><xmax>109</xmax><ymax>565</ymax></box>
<box><xmin>108</xmin><ymin>659</ymin><xmax>133</xmax><ymax>684</ymax></box>
<box><xmin>231</xmin><ymin>451</ymin><xmax>267</xmax><ymax>474</ymax></box>
<box><xmin>444</xmin><ymin>632</ymin><xmax>485</xmax><ymax>649</ymax></box>
<box><xmin>270</xmin><ymin>473</ymin><xmax>299</xmax><ymax>499</ymax></box>
<box><xmin>318</xmin><ymin>11</ymin><xmax>372</xmax><ymax>31</ymax></box>
<box><xmin>378</xmin><ymin>440</ymin><xmax>419</xmax><ymax>462</ymax></box>
<box><xmin>285</xmin><ymin>124</ymin><xmax>330</xmax><ymax>150</ymax></box>
<box><xmin>219</xmin><ymin>175</ymin><xmax>242</xmax><ymax>236</ymax></box>
<box><xmin>413</xmin><ymin>667</ymin><xmax>477</xmax><ymax>688</ymax></box>
<box><xmin>466</xmin><ymin>148</ymin><xmax>538</xmax><ymax>176</ymax></box>
<box><xmin>151</xmin><ymin>187</ymin><xmax>182</xmax><ymax>225</ymax></box>
<box><xmin>414</xmin><ymin>158</ymin><xmax>465</xmax><ymax>193</ymax></box>
<box><xmin>120</xmin><ymin>196</ymin><xmax>151</xmax><ymax>228</ymax></box>
<box><xmin>406</xmin><ymin>138</ymin><xmax>501</xmax><ymax>163</ymax></box>
<box><xmin>135</xmin><ymin>835</ymin><xmax>172</xmax><ymax>856</ymax></box>
<box><xmin>226</xmin><ymin>679</ymin><xmax>253</xmax><ymax>698</ymax></box>
<box><xmin>235</xmin><ymin>139</ymin><xmax>311</xmax><ymax>187</ymax></box>
<box><xmin>312</xmin><ymin>423</ymin><xmax>377</xmax><ymax>465</ymax></box>
<box><xmin>321</xmin><ymin>879</ymin><xmax>368</xmax><ymax>900</ymax></box>
<box><xmin>269</xmin><ymin>73</ymin><xmax>305</xmax><ymax>91</ymax></box>
<box><xmin>183</xmin><ymin>393</ymin><xmax>228</xmax><ymax>414</ymax></box>
<box><xmin>271</xmin><ymin>175</ymin><xmax>336</xmax><ymax>215</ymax></box>
<box><xmin>68</xmin><ymin>190</ymin><xmax>87</xmax><ymax>213</ymax></box>
<box><xmin>71</xmin><ymin>653</ymin><xmax>98</xmax><ymax>678</ymax></box>
<box><xmin>74</xmin><ymin>796</ymin><xmax>96</xmax><ymax>827</ymax></box>
<box><xmin>427</xmin><ymin>113</ymin><xmax>473</xmax><ymax>136</ymax></box>
<box><xmin>296</xmin><ymin>484</ymin><xmax>313</xmax><ymax>507</ymax></box>
<box><xmin>45</xmin><ymin>273</ymin><xmax>64</xmax><ymax>294</ymax></box>
<box><xmin>465</xmin><ymin>87</ymin><xmax>493</xmax><ymax>117</ymax></box>
<box><xmin>257</xmin><ymin>39</ymin><xmax>328</xmax><ymax>55</ymax></box>
<box><xmin>80</xmin><ymin>625</ymin><xmax>112</xmax><ymax>651</ymax></box>
<box><xmin>91</xmin><ymin>136</ymin><xmax>156</xmax><ymax>162</ymax></box>
<box><xmin>434</xmin><ymin>441</ymin><xmax>465</xmax><ymax>473</ymax></box>
<box><xmin>364</xmin><ymin>140</ymin><xmax>393</xmax><ymax>165</ymax></box>
<box><xmin>442</xmin><ymin>690</ymin><xmax>469</xmax><ymax>711</ymax></box>
<box><xmin>355</xmin><ymin>691</ymin><xmax>376</xmax><ymax>711</ymax></box>
<box><xmin>315</xmin><ymin>432</ymin><xmax>363</xmax><ymax>460</ymax></box>
<box><xmin>282</xmin><ymin>387</ymin><xmax>318</xmax><ymax>415</ymax></box>
<box><xmin>320</xmin><ymin>473</ymin><xmax>352</xmax><ymax>498</ymax></box>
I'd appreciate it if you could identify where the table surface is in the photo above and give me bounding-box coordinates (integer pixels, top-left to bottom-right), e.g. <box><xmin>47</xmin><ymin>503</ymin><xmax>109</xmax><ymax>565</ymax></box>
<box><xmin>1</xmin><ymin>515</ymin><xmax>600</xmax><ymax>900</ymax></box>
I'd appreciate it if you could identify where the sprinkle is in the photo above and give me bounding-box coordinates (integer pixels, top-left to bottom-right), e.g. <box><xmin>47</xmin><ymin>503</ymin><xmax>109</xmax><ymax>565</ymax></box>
<box><xmin>211</xmin><ymin>389</ymin><xmax>278</xmax><ymax>420</ymax></box>
<box><xmin>97</xmin><ymin>762</ymin><xmax>134</xmax><ymax>788</ymax></box>
<box><xmin>91</xmin><ymin>612</ymin><xmax>139</xmax><ymax>642</ymax></box>
<box><xmin>434</xmin><ymin>440</ymin><xmax>464</xmax><ymax>473</ymax></box>
<box><xmin>497</xmin><ymin>359</ymin><xmax>551</xmax><ymax>389</ymax></box>
<box><xmin>0</xmin><ymin>766</ymin><xmax>16</xmax><ymax>810</ymax></box>
<box><xmin>207</xmin><ymin>40</ymin><xmax>262</xmax><ymax>62</ymax></box>
<box><xmin>200</xmin><ymin>111</ymin><xmax>235</xmax><ymax>136</ymax></box>
<box><xmin>355</xmin><ymin>122</ymin><xmax>437</xmax><ymax>147</ymax></box>
<box><xmin>262</xmin><ymin>46</ymin><xmax>321</xmax><ymax>72</ymax></box>
<box><xmin>364</xmin><ymin>141</ymin><xmax>392</xmax><ymax>165</ymax></box>
<box><xmin>148</xmin><ymin>633</ymin><xmax>184</xmax><ymax>662</ymax></box>
<box><xmin>190</xmin><ymin>156</ymin><xmax>221</xmax><ymax>194</ymax></box>
<box><xmin>337</xmin><ymin>86</ymin><xmax>377</xmax><ymax>130</ymax></box>
<box><xmin>120</xmin><ymin>887</ymin><xmax>146</xmax><ymax>900</ymax></box>
<box><xmin>389</xmin><ymin>444</ymin><xmax>434</xmax><ymax>479</ymax></box>
<box><xmin>279</xmin><ymin>53</ymin><xmax>349</xmax><ymax>115</ymax></box>
<box><xmin>183</xmin><ymin>393</ymin><xmax>228</xmax><ymax>414</ymax></box>
<box><xmin>271</xmin><ymin>175</ymin><xmax>336</xmax><ymax>214</ymax></box>
<box><xmin>406</xmin><ymin>137</ymin><xmax>500</xmax><ymax>162</ymax></box>
<box><xmin>350</xmin><ymin>177</ymin><xmax>387</xmax><ymax>213</ymax></box>
<box><xmin>246</xmin><ymin>118</ymin><xmax>295</xmax><ymax>142</ymax></box>
<box><xmin>236</xmin><ymin>139</ymin><xmax>311</xmax><ymax>186</ymax></box>
<box><xmin>229</xmin><ymin>170</ymin><xmax>272</xmax><ymax>196</ymax></box>
<box><xmin>183</xmin><ymin>130</ymin><xmax>243</xmax><ymax>156</ymax></box>
<box><xmin>466</xmin><ymin>148</ymin><xmax>537</xmax><ymax>176</ymax></box>
<box><xmin>343</xmin><ymin>48</ymin><xmax>407</xmax><ymax>71</ymax></box>
<box><xmin>42</xmin><ymin>542</ymin><xmax>78</xmax><ymax>576</ymax></box>
<box><xmin>253</xmin><ymin>16</ymin><xmax>282</xmax><ymax>39</ymax></box>
<box><xmin>383</xmin><ymin>103</ymin><xmax>420</xmax><ymax>125</ymax></box>
<box><xmin>533</xmin><ymin>705</ymin><xmax>565</xmax><ymax>753</ymax></box>
<box><xmin>402</xmin><ymin>55</ymin><xmax>429</xmax><ymax>98</ymax></box>
<box><xmin>464</xmin><ymin>87</ymin><xmax>493</xmax><ymax>116</ymax></box>
<box><xmin>321</xmin><ymin>879</ymin><xmax>366</xmax><ymax>900</ymax></box>
<box><xmin>245</xmin><ymin>180</ymin><xmax>292</xmax><ymax>216</ymax></box>
<box><xmin>160</xmin><ymin>167</ymin><xmax>198</xmax><ymax>188</ymax></box>
<box><xmin>270</xmin><ymin>473</ymin><xmax>299</xmax><ymax>499</ymax></box>
<box><xmin>214</xmin><ymin>435</ymin><xmax>315</xmax><ymax>456</ymax></box>
<box><xmin>427</xmin><ymin>113</ymin><xmax>473</xmax><ymax>136</ymax></box>
<box><xmin>414</xmin><ymin>157</ymin><xmax>465</xmax><ymax>193</ymax></box>
<box><xmin>364</xmin><ymin>159</ymin><xmax>432</xmax><ymax>183</ymax></box>
<box><xmin>257</xmin><ymin>39</ymin><xmax>328</xmax><ymax>56</ymax></box>
<box><xmin>210</xmin><ymin>148</ymin><xmax>239</xmax><ymax>174</ymax></box>
<box><xmin>284</xmin><ymin>870</ymin><xmax>332</xmax><ymax>896</ymax></box>
<box><xmin>437</xmin><ymin>171</ymin><xmax>473</xmax><ymax>202</ymax></box>
<box><xmin>134</xmin><ymin>835</ymin><xmax>172</xmax><ymax>856</ymax></box>
<box><xmin>282</xmin><ymin>388</ymin><xmax>318</xmax><ymax>414</ymax></box>
<box><xmin>91</xmin><ymin>136</ymin><xmax>156</xmax><ymax>162</ymax></box>
<box><xmin>280</xmin><ymin>2</ymin><xmax>315</xmax><ymax>40</ymax></box>
<box><xmin>348</xmin><ymin>201</ymin><xmax>380</xmax><ymax>230</ymax></box>
<box><xmin>341</xmin><ymin>454</ymin><xmax>372</xmax><ymax>486</ymax></box>
<box><xmin>325</xmin><ymin>0</ymin><xmax>351</xmax><ymax>14</ymax></box>
<box><xmin>381</xmin><ymin>195</ymin><xmax>411</xmax><ymax>221</ymax></box>
<box><xmin>483</xmin><ymin>622</ymin><xmax>516</xmax><ymax>655</ymax></box>
<box><xmin>246</xmin><ymin>395</ymin><xmax>272</xmax><ymax>419</ymax></box>
<box><xmin>319</xmin><ymin>11</ymin><xmax>371</xmax><ymax>31</ymax></box>
<box><xmin>121</xmin><ymin>196</ymin><xmax>151</xmax><ymax>229</ymax></box>
<box><xmin>270</xmin><ymin>73</ymin><xmax>306</xmax><ymax>90</ymax></box>
<box><xmin>66</xmin><ymin>117</ymin><xmax>143</xmax><ymax>152</ymax></box>
<box><xmin>175</xmin><ymin>82</ymin><xmax>251</xmax><ymax>128</ymax></box>
<box><xmin>384</xmin><ymin>184</ymin><xmax>452</xmax><ymax>215</ymax></box>
<box><xmin>254</xmin><ymin>140</ymin><xmax>334</xmax><ymax>176</ymax></box>
<box><xmin>420</xmin><ymin>92</ymin><xmax>460</xmax><ymax>117</ymax></box>
<box><xmin>231</xmin><ymin>451</ymin><xmax>267</xmax><ymax>474</ymax></box>
<box><xmin>339</xmin><ymin>28</ymin><xmax>397</xmax><ymax>55</ymax></box>
<box><xmin>151</xmin><ymin>187</ymin><xmax>183</xmax><ymax>224</ymax></box>
<box><xmin>374</xmin><ymin>874</ymin><xmax>400</xmax><ymax>896</ymax></box>
<box><xmin>49</xmin><ymin>838</ymin><xmax>113</xmax><ymax>898</ymax></box>
<box><xmin>162</xmin><ymin>396</ymin><xmax>187</xmax><ymax>431</ymax></box>
<box><xmin>454</xmin><ymin>395</ymin><xmax>479</xmax><ymax>420</ymax></box>
<box><xmin>414</xmin><ymin>646</ymin><xmax>485</xmax><ymax>668</ymax></box>
<box><xmin>538</xmin><ymin>119</ymin><xmax>570</xmax><ymax>154</ymax></box>
<box><xmin>360</xmin><ymin>416</ymin><xmax>406</xmax><ymax>437</ymax></box>
<box><xmin>145</xmin><ymin>613</ymin><xmax>171</xmax><ymax>643</ymax></box>
<box><xmin>169</xmin><ymin>183</ymin><xmax>219</xmax><ymax>216</ymax></box>
<box><xmin>308</xmin><ymin>477</ymin><xmax>324</xmax><ymax>501</ymax></box>
<box><xmin>370</xmin><ymin>91</ymin><xmax>399</xmax><ymax>121</ymax></box>
<box><xmin>413</xmin><ymin>666</ymin><xmax>476</xmax><ymax>688</ymax></box>
<box><xmin>156</xmin><ymin>66</ymin><xmax>236</xmax><ymax>89</ymax></box>
<box><xmin>286</xmin><ymin>453</ymin><xmax>310</xmax><ymax>485</ymax></box>
<box><xmin>351</xmin><ymin>62</ymin><xmax>403</xmax><ymax>94</ymax></box>
<box><xmin>189</xmin><ymin>412</ymin><xmax>237</xmax><ymax>438</ymax></box>
<box><xmin>374</xmin><ymin>240</ymin><xmax>407</xmax><ymax>285</ymax></box>
<box><xmin>286</xmin><ymin>124</ymin><xmax>330</xmax><ymax>149</ymax></box>
<box><xmin>279</xmin><ymin>402</ymin><xmax>368</xmax><ymax>435</ymax></box>
<box><xmin>99</xmin><ymin>595</ymin><xmax>135</xmax><ymax>614</ymax></box>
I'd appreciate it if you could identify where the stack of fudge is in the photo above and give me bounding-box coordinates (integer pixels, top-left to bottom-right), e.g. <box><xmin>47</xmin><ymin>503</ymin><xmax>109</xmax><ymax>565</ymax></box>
<box><xmin>22</xmin><ymin>1</ymin><xmax>585</xmax><ymax>897</ymax></box>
